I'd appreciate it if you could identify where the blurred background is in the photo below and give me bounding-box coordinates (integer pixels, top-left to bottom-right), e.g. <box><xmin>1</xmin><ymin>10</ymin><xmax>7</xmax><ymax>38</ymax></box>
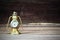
<box><xmin>0</xmin><ymin>0</ymin><xmax>60</xmax><ymax>24</ymax></box>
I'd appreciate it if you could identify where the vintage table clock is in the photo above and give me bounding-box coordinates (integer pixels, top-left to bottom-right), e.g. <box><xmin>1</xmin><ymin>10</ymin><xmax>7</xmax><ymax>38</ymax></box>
<box><xmin>7</xmin><ymin>11</ymin><xmax>22</xmax><ymax>34</ymax></box>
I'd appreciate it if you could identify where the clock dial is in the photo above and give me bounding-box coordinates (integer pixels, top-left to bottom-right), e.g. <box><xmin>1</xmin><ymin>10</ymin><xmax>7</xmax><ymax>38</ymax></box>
<box><xmin>10</xmin><ymin>20</ymin><xmax>19</xmax><ymax>27</ymax></box>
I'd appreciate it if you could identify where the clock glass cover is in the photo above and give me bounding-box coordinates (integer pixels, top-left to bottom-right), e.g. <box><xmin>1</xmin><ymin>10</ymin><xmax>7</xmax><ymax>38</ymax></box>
<box><xmin>10</xmin><ymin>20</ymin><xmax>19</xmax><ymax>27</ymax></box>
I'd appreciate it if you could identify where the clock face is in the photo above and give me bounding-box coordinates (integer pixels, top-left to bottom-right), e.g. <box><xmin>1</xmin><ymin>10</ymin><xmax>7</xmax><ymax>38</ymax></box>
<box><xmin>10</xmin><ymin>20</ymin><xmax>19</xmax><ymax>27</ymax></box>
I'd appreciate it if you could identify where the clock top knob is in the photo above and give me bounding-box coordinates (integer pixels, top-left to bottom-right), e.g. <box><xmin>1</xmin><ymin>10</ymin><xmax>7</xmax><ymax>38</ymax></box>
<box><xmin>12</xmin><ymin>11</ymin><xmax>17</xmax><ymax>16</ymax></box>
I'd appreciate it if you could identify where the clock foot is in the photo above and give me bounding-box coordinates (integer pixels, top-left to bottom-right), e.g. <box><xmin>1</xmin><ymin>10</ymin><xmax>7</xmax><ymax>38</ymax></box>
<box><xmin>10</xmin><ymin>28</ymin><xmax>21</xmax><ymax>35</ymax></box>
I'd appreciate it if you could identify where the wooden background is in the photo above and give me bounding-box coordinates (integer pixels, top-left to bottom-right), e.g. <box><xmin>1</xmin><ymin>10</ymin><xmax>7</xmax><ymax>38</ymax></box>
<box><xmin>0</xmin><ymin>0</ymin><xmax>60</xmax><ymax>24</ymax></box>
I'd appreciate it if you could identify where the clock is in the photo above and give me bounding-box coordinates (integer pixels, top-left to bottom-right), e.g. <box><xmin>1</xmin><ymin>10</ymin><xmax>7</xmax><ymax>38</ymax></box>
<box><xmin>10</xmin><ymin>20</ymin><xmax>19</xmax><ymax>27</ymax></box>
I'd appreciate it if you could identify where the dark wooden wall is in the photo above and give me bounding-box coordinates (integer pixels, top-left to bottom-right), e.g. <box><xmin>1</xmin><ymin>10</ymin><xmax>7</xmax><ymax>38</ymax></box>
<box><xmin>0</xmin><ymin>0</ymin><xmax>60</xmax><ymax>24</ymax></box>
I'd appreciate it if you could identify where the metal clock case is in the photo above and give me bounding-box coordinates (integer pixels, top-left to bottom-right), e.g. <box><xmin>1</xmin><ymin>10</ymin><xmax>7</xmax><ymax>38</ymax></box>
<box><xmin>7</xmin><ymin>11</ymin><xmax>22</xmax><ymax>34</ymax></box>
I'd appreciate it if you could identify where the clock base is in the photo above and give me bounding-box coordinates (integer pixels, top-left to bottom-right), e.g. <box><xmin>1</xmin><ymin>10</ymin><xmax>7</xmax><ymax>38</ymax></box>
<box><xmin>10</xmin><ymin>28</ymin><xmax>21</xmax><ymax>35</ymax></box>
